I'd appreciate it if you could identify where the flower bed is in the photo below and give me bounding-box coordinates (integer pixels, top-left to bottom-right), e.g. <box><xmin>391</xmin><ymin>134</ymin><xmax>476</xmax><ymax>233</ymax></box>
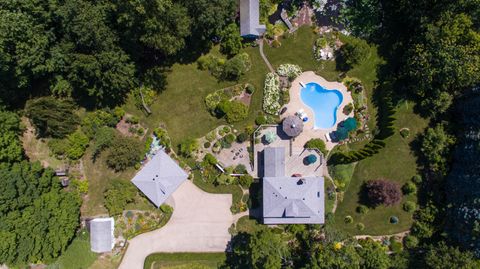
<box><xmin>204</xmin><ymin>84</ymin><xmax>246</xmax><ymax>114</ymax></box>
<box><xmin>277</xmin><ymin>64</ymin><xmax>302</xmax><ymax>80</ymax></box>
<box><xmin>263</xmin><ymin>73</ymin><xmax>281</xmax><ymax>115</ymax></box>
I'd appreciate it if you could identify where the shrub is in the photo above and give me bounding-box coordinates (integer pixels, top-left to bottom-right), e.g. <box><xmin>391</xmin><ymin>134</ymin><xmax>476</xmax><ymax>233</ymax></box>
<box><xmin>236</xmin><ymin>133</ymin><xmax>248</xmax><ymax>143</ymax></box>
<box><xmin>216</xmin><ymin>173</ymin><xmax>236</xmax><ymax>185</ymax></box>
<box><xmin>203</xmin><ymin>142</ymin><xmax>211</xmax><ymax>148</ymax></box>
<box><xmin>153</xmin><ymin>127</ymin><xmax>172</xmax><ymax>150</ymax></box>
<box><xmin>225</xmin><ymin>134</ymin><xmax>236</xmax><ymax>144</ymax></box>
<box><xmin>276</xmin><ymin>64</ymin><xmax>302</xmax><ymax>81</ymax></box>
<box><xmin>105</xmin><ymin>179</ymin><xmax>137</xmax><ymax>215</ymax></box>
<box><xmin>356</xmin><ymin>205</ymin><xmax>369</xmax><ymax>214</ymax></box>
<box><xmin>66</xmin><ymin>130</ymin><xmax>89</xmax><ymax>160</ymax></box>
<box><xmin>255</xmin><ymin>114</ymin><xmax>267</xmax><ymax>125</ymax></box>
<box><xmin>234</xmin><ymin>164</ymin><xmax>247</xmax><ymax>174</ymax></box>
<box><xmin>217</xmin><ymin>100</ymin><xmax>249</xmax><ymax>123</ymax></box>
<box><xmin>238</xmin><ymin>174</ymin><xmax>254</xmax><ymax>188</ymax></box>
<box><xmin>25</xmin><ymin>97</ymin><xmax>80</xmax><ymax>138</ymax></box>
<box><xmin>246</xmin><ymin>84</ymin><xmax>255</xmax><ymax>94</ymax></box>
<box><xmin>343</xmin><ymin>103</ymin><xmax>354</xmax><ymax>115</ymax></box>
<box><xmin>402</xmin><ymin>182</ymin><xmax>417</xmax><ymax>195</ymax></box>
<box><xmin>72</xmin><ymin>179</ymin><xmax>89</xmax><ymax>194</ymax></box>
<box><xmin>365</xmin><ymin>179</ymin><xmax>403</xmax><ymax>207</ymax></box>
<box><xmin>160</xmin><ymin>204</ymin><xmax>173</xmax><ymax>214</ymax></box>
<box><xmin>222</xmin><ymin>53</ymin><xmax>251</xmax><ymax>80</ymax></box>
<box><xmin>403</xmin><ymin>235</ymin><xmax>419</xmax><ymax>249</ymax></box>
<box><xmin>205</xmin><ymin>131</ymin><xmax>217</xmax><ymax>142</ymax></box>
<box><xmin>223</xmin><ymin>126</ymin><xmax>231</xmax><ymax>133</ymax></box>
<box><xmin>271</xmin><ymin>39</ymin><xmax>281</xmax><ymax>48</ymax></box>
<box><xmin>178</xmin><ymin>139</ymin><xmax>199</xmax><ymax>157</ymax></box>
<box><xmin>281</xmin><ymin>90</ymin><xmax>290</xmax><ymax>105</ymax></box>
<box><xmin>390</xmin><ymin>239</ymin><xmax>403</xmax><ymax>253</ymax></box>
<box><xmin>400</xmin><ymin>128</ymin><xmax>410</xmax><ymax>138</ymax></box>
<box><xmin>220</xmin><ymin>23</ymin><xmax>242</xmax><ymax>56</ymax></box>
<box><xmin>263</xmin><ymin>73</ymin><xmax>281</xmax><ymax>115</ymax></box>
<box><xmin>304</xmin><ymin>138</ymin><xmax>328</xmax><ymax>156</ymax></box>
<box><xmin>106</xmin><ymin>136</ymin><xmax>144</xmax><ymax>171</ymax></box>
<box><xmin>336</xmin><ymin>38</ymin><xmax>370</xmax><ymax>71</ymax></box>
<box><xmin>125</xmin><ymin>116</ymin><xmax>139</xmax><ymax>124</ymax></box>
<box><xmin>390</xmin><ymin>216</ymin><xmax>399</xmax><ymax>224</ymax></box>
<box><xmin>412</xmin><ymin>174</ymin><xmax>422</xmax><ymax>184</ymax></box>
<box><xmin>403</xmin><ymin>201</ymin><xmax>417</xmax><ymax>212</ymax></box>
<box><xmin>203</xmin><ymin>153</ymin><xmax>218</xmax><ymax>165</ymax></box>
<box><xmin>48</xmin><ymin>138</ymin><xmax>69</xmax><ymax>158</ymax></box>
<box><xmin>356</xmin><ymin>223</ymin><xmax>365</xmax><ymax>231</ymax></box>
<box><xmin>344</xmin><ymin>215</ymin><xmax>353</xmax><ymax>224</ymax></box>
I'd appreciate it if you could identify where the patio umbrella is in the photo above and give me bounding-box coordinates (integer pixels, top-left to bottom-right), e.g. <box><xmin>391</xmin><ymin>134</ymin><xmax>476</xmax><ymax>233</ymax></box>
<box><xmin>282</xmin><ymin>115</ymin><xmax>304</xmax><ymax>137</ymax></box>
<box><xmin>305</xmin><ymin>154</ymin><xmax>317</xmax><ymax>165</ymax></box>
<box><xmin>264</xmin><ymin>131</ymin><xmax>277</xmax><ymax>144</ymax></box>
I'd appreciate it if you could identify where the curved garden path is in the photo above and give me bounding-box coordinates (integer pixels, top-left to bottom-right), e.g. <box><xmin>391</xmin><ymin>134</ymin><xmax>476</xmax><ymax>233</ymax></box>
<box><xmin>258</xmin><ymin>39</ymin><xmax>275</xmax><ymax>73</ymax></box>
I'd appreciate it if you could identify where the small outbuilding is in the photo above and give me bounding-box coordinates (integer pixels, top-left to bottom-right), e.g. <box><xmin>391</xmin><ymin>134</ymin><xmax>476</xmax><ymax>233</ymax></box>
<box><xmin>240</xmin><ymin>0</ymin><xmax>266</xmax><ymax>38</ymax></box>
<box><xmin>282</xmin><ymin>115</ymin><xmax>304</xmax><ymax>137</ymax></box>
<box><xmin>131</xmin><ymin>150</ymin><xmax>188</xmax><ymax>207</ymax></box>
<box><xmin>89</xmin><ymin>217</ymin><xmax>115</xmax><ymax>253</ymax></box>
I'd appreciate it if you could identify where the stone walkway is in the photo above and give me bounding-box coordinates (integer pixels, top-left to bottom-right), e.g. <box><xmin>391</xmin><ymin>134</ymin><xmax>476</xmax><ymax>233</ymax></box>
<box><xmin>258</xmin><ymin>39</ymin><xmax>275</xmax><ymax>73</ymax></box>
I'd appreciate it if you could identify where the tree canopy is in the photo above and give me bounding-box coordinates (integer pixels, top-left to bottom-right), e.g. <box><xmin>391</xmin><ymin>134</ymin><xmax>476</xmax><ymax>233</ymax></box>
<box><xmin>0</xmin><ymin>161</ymin><xmax>81</xmax><ymax>265</ymax></box>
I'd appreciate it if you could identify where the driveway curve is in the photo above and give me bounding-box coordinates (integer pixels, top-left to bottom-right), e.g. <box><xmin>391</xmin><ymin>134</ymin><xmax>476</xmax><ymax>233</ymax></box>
<box><xmin>118</xmin><ymin>180</ymin><xmax>233</xmax><ymax>269</ymax></box>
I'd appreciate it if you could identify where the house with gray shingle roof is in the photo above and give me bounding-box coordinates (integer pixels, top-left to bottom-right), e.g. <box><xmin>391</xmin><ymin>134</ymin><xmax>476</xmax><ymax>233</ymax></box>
<box><xmin>240</xmin><ymin>0</ymin><xmax>266</xmax><ymax>38</ymax></box>
<box><xmin>131</xmin><ymin>150</ymin><xmax>188</xmax><ymax>207</ymax></box>
<box><xmin>90</xmin><ymin>217</ymin><xmax>114</xmax><ymax>253</ymax></box>
<box><xmin>262</xmin><ymin>147</ymin><xmax>325</xmax><ymax>224</ymax></box>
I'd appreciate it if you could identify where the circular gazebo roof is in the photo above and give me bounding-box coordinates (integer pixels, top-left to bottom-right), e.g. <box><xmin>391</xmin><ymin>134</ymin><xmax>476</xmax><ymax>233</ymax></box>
<box><xmin>282</xmin><ymin>115</ymin><xmax>304</xmax><ymax>137</ymax></box>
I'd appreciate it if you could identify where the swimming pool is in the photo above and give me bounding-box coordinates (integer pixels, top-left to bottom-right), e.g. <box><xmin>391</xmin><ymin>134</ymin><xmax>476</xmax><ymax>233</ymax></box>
<box><xmin>300</xmin><ymin>82</ymin><xmax>343</xmax><ymax>129</ymax></box>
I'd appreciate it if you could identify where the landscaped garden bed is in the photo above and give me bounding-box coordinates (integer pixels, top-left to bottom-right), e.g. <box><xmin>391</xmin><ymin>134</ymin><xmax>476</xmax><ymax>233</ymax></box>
<box><xmin>115</xmin><ymin>207</ymin><xmax>173</xmax><ymax>240</ymax></box>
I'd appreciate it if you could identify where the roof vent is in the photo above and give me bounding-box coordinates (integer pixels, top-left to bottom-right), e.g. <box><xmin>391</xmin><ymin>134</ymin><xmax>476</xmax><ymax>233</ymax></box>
<box><xmin>297</xmin><ymin>178</ymin><xmax>306</xmax><ymax>185</ymax></box>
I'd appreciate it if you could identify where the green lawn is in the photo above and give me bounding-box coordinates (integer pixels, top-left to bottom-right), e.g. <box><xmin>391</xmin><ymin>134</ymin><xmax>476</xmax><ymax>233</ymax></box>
<box><xmin>334</xmin><ymin>101</ymin><xmax>428</xmax><ymax>235</ymax></box>
<box><xmin>82</xmin><ymin>148</ymin><xmax>137</xmax><ymax>216</ymax></box>
<box><xmin>124</xmin><ymin>46</ymin><xmax>268</xmax><ymax>148</ymax></box>
<box><xmin>47</xmin><ymin>230</ymin><xmax>97</xmax><ymax>269</ymax></box>
<box><xmin>144</xmin><ymin>253</ymin><xmax>226</xmax><ymax>269</ymax></box>
<box><xmin>325</xmin><ymin>178</ymin><xmax>337</xmax><ymax>214</ymax></box>
<box><xmin>236</xmin><ymin>215</ymin><xmax>263</xmax><ymax>234</ymax></box>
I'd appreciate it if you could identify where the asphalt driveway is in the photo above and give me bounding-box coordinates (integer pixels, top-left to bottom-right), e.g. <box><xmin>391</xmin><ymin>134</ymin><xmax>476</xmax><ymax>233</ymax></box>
<box><xmin>118</xmin><ymin>180</ymin><xmax>233</xmax><ymax>269</ymax></box>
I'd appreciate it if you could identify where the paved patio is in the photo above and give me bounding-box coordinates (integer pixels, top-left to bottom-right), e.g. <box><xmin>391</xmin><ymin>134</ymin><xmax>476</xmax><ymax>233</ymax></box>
<box><xmin>283</xmin><ymin>71</ymin><xmax>354</xmax><ymax>150</ymax></box>
<box><xmin>215</xmin><ymin>141</ymin><xmax>252</xmax><ymax>173</ymax></box>
<box><xmin>253</xmin><ymin>126</ymin><xmax>325</xmax><ymax>178</ymax></box>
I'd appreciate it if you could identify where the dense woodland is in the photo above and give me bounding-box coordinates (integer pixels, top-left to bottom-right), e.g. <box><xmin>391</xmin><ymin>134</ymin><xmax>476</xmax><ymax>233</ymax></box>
<box><xmin>0</xmin><ymin>0</ymin><xmax>479</xmax><ymax>267</ymax></box>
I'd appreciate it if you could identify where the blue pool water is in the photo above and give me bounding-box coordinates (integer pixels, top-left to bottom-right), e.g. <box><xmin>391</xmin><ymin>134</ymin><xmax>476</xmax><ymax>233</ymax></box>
<box><xmin>300</xmin><ymin>82</ymin><xmax>343</xmax><ymax>129</ymax></box>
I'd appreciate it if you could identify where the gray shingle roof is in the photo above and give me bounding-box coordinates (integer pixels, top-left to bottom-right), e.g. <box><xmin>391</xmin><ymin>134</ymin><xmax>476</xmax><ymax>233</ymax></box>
<box><xmin>263</xmin><ymin>177</ymin><xmax>325</xmax><ymax>224</ymax></box>
<box><xmin>264</xmin><ymin>147</ymin><xmax>285</xmax><ymax>177</ymax></box>
<box><xmin>240</xmin><ymin>0</ymin><xmax>266</xmax><ymax>36</ymax></box>
<box><xmin>90</xmin><ymin>218</ymin><xmax>114</xmax><ymax>253</ymax></box>
<box><xmin>131</xmin><ymin>150</ymin><xmax>188</xmax><ymax>207</ymax></box>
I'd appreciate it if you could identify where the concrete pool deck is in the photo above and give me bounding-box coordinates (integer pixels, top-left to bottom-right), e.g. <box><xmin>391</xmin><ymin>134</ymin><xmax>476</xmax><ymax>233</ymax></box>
<box><xmin>283</xmin><ymin>71</ymin><xmax>354</xmax><ymax>150</ymax></box>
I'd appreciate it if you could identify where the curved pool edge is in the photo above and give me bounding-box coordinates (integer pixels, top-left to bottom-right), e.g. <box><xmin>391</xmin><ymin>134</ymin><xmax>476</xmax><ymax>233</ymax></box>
<box><xmin>300</xmin><ymin>82</ymin><xmax>344</xmax><ymax>130</ymax></box>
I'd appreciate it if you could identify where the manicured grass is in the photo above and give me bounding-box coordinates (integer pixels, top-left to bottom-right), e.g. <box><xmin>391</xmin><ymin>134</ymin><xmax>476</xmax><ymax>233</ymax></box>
<box><xmin>334</xmin><ymin>101</ymin><xmax>428</xmax><ymax>235</ymax></box>
<box><xmin>325</xmin><ymin>178</ymin><xmax>336</xmax><ymax>214</ymax></box>
<box><xmin>144</xmin><ymin>253</ymin><xmax>226</xmax><ymax>269</ymax></box>
<box><xmin>124</xmin><ymin>46</ymin><xmax>268</xmax><ymax>148</ymax></box>
<box><xmin>47</xmin><ymin>230</ymin><xmax>97</xmax><ymax>269</ymax></box>
<box><xmin>82</xmin><ymin>148</ymin><xmax>137</xmax><ymax>216</ymax></box>
<box><xmin>328</xmin><ymin>163</ymin><xmax>356</xmax><ymax>191</ymax></box>
<box><xmin>236</xmin><ymin>216</ymin><xmax>263</xmax><ymax>234</ymax></box>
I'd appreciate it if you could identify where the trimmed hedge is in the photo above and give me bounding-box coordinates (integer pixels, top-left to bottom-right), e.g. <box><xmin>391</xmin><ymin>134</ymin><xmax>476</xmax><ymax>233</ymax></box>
<box><xmin>327</xmin><ymin>90</ymin><xmax>396</xmax><ymax>165</ymax></box>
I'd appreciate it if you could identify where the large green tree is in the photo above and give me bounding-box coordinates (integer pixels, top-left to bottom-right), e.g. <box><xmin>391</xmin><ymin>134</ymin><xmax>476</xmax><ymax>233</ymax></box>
<box><xmin>0</xmin><ymin>162</ymin><xmax>81</xmax><ymax>265</ymax></box>
<box><xmin>25</xmin><ymin>96</ymin><xmax>80</xmax><ymax>138</ymax></box>
<box><xmin>420</xmin><ymin>124</ymin><xmax>455</xmax><ymax>173</ymax></box>
<box><xmin>111</xmin><ymin>0</ymin><xmax>191</xmax><ymax>57</ymax></box>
